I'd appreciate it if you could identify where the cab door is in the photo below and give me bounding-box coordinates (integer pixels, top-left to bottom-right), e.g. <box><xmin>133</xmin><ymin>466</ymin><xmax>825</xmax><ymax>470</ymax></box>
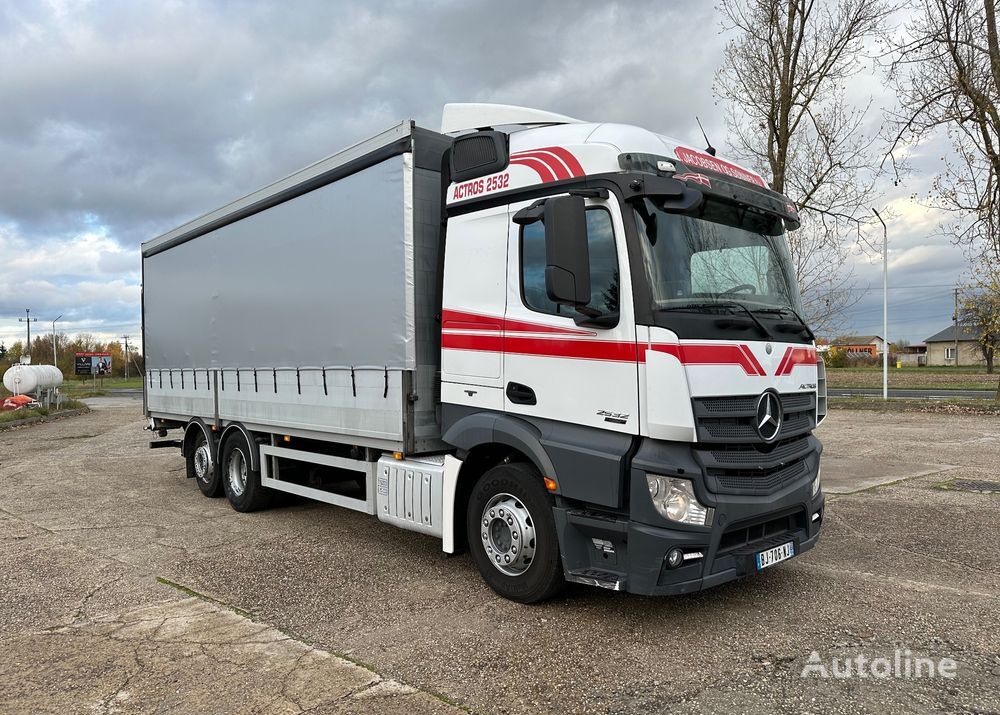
<box><xmin>502</xmin><ymin>195</ymin><xmax>639</xmax><ymax>433</ymax></box>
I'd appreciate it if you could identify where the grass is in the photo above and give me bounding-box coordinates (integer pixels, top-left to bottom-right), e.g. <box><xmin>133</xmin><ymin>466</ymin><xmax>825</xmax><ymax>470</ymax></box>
<box><xmin>0</xmin><ymin>398</ymin><xmax>88</xmax><ymax>425</ymax></box>
<box><xmin>826</xmin><ymin>365</ymin><xmax>1000</xmax><ymax>391</ymax></box>
<box><xmin>0</xmin><ymin>375</ymin><xmax>144</xmax><ymax>400</ymax></box>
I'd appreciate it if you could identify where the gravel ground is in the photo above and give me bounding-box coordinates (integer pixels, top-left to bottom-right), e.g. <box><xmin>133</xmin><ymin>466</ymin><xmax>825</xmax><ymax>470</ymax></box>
<box><xmin>1</xmin><ymin>396</ymin><xmax>998</xmax><ymax>714</ymax></box>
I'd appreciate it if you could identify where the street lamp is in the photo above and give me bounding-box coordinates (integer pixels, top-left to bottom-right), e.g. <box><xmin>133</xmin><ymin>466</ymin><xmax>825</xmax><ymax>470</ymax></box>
<box><xmin>51</xmin><ymin>314</ymin><xmax>63</xmax><ymax>367</ymax></box>
<box><xmin>871</xmin><ymin>208</ymin><xmax>888</xmax><ymax>401</ymax></box>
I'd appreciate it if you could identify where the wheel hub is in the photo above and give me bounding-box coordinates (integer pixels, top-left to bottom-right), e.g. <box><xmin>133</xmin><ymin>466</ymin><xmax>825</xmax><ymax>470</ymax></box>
<box><xmin>227</xmin><ymin>448</ymin><xmax>247</xmax><ymax>497</ymax></box>
<box><xmin>481</xmin><ymin>493</ymin><xmax>536</xmax><ymax>576</ymax></box>
<box><xmin>194</xmin><ymin>443</ymin><xmax>213</xmax><ymax>483</ymax></box>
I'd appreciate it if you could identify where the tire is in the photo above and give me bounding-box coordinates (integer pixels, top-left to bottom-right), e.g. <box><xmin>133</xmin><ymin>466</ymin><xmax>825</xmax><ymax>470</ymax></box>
<box><xmin>220</xmin><ymin>430</ymin><xmax>272</xmax><ymax>512</ymax></box>
<box><xmin>466</xmin><ymin>462</ymin><xmax>564</xmax><ymax>603</ymax></box>
<box><xmin>187</xmin><ymin>428</ymin><xmax>223</xmax><ymax>498</ymax></box>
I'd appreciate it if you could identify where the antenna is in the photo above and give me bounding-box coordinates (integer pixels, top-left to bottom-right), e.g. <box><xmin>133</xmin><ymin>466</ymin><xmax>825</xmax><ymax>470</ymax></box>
<box><xmin>695</xmin><ymin>116</ymin><xmax>717</xmax><ymax>156</ymax></box>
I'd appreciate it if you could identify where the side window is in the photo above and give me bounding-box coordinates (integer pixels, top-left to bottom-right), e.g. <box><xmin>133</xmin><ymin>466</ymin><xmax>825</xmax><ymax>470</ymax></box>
<box><xmin>520</xmin><ymin>208</ymin><xmax>619</xmax><ymax>317</ymax></box>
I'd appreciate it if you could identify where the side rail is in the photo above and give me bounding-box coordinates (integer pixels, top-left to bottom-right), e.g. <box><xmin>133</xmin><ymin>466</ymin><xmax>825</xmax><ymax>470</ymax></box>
<box><xmin>254</xmin><ymin>437</ymin><xmax>462</xmax><ymax>553</ymax></box>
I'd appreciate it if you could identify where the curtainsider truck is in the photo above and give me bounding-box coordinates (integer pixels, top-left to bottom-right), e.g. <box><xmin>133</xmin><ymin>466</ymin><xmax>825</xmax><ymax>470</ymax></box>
<box><xmin>142</xmin><ymin>103</ymin><xmax>826</xmax><ymax>603</ymax></box>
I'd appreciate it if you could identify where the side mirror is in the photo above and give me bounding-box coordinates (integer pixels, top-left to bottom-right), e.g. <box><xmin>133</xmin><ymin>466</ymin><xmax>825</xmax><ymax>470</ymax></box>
<box><xmin>543</xmin><ymin>195</ymin><xmax>591</xmax><ymax>307</ymax></box>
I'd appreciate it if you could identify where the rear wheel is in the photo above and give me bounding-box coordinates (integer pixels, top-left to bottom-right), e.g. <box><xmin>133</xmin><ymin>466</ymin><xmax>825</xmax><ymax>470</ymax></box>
<box><xmin>188</xmin><ymin>428</ymin><xmax>223</xmax><ymax>498</ymax></box>
<box><xmin>466</xmin><ymin>462</ymin><xmax>564</xmax><ymax>603</ymax></box>
<box><xmin>221</xmin><ymin>430</ymin><xmax>271</xmax><ymax>512</ymax></box>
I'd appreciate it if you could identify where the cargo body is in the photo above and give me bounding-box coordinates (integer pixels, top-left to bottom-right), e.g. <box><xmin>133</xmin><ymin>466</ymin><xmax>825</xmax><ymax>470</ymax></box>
<box><xmin>143</xmin><ymin>123</ymin><xmax>451</xmax><ymax>453</ymax></box>
<box><xmin>143</xmin><ymin>104</ymin><xmax>825</xmax><ymax>603</ymax></box>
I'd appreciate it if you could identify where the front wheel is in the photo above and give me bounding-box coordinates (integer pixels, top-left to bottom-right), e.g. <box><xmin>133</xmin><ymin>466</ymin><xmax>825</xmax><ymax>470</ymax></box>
<box><xmin>466</xmin><ymin>462</ymin><xmax>564</xmax><ymax>603</ymax></box>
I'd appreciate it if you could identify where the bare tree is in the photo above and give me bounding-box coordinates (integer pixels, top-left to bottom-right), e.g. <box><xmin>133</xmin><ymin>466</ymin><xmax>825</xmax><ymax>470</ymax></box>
<box><xmin>885</xmin><ymin>0</ymin><xmax>1000</xmax><ymax>264</ymax></box>
<box><xmin>715</xmin><ymin>0</ymin><xmax>894</xmax><ymax>336</ymax></box>
<box><xmin>960</xmin><ymin>288</ymin><xmax>1000</xmax><ymax>373</ymax></box>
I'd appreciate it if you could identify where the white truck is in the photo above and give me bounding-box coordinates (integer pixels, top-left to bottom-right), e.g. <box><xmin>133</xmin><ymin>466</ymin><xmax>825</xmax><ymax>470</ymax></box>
<box><xmin>142</xmin><ymin>103</ymin><xmax>826</xmax><ymax>603</ymax></box>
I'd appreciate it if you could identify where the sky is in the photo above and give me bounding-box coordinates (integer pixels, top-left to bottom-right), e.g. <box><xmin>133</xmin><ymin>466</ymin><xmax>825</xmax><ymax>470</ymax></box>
<box><xmin>0</xmin><ymin>0</ymin><xmax>967</xmax><ymax>352</ymax></box>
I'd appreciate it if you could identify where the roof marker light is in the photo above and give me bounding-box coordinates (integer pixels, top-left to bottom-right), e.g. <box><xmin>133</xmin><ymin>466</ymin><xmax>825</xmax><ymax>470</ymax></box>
<box><xmin>656</xmin><ymin>160</ymin><xmax>677</xmax><ymax>174</ymax></box>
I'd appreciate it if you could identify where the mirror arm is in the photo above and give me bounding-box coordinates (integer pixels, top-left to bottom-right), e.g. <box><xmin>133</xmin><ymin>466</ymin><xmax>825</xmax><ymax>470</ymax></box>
<box><xmin>574</xmin><ymin>311</ymin><xmax>620</xmax><ymax>328</ymax></box>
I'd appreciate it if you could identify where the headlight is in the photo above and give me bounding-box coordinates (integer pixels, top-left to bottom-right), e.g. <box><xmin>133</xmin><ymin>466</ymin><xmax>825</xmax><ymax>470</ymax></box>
<box><xmin>812</xmin><ymin>469</ymin><xmax>821</xmax><ymax>497</ymax></box>
<box><xmin>646</xmin><ymin>475</ymin><xmax>714</xmax><ymax>526</ymax></box>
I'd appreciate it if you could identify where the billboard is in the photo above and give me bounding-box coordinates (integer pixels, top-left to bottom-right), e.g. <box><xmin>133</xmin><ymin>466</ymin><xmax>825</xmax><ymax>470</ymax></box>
<box><xmin>75</xmin><ymin>352</ymin><xmax>113</xmax><ymax>376</ymax></box>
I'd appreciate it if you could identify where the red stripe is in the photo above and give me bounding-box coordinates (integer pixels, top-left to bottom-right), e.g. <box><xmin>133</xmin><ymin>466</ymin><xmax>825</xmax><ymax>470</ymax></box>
<box><xmin>509</xmin><ymin>151</ymin><xmax>571</xmax><ymax>180</ymax></box>
<box><xmin>656</xmin><ymin>343</ymin><xmax>763</xmax><ymax>376</ymax></box>
<box><xmin>441</xmin><ymin>311</ymin><xmax>791</xmax><ymax>375</ymax></box>
<box><xmin>738</xmin><ymin>344</ymin><xmax>767</xmax><ymax>376</ymax></box>
<box><xmin>441</xmin><ymin>333</ymin><xmax>504</xmax><ymax>353</ymax></box>
<box><xmin>542</xmin><ymin>146</ymin><xmax>585</xmax><ymax>177</ymax></box>
<box><xmin>509</xmin><ymin>157</ymin><xmax>556</xmax><ymax>183</ymax></box>
<box><xmin>445</xmin><ymin>331</ymin><xmax>764</xmax><ymax>373</ymax></box>
<box><xmin>775</xmin><ymin>347</ymin><xmax>817</xmax><ymax>375</ymax></box>
<box><xmin>503</xmin><ymin>336</ymin><xmax>638</xmax><ymax>362</ymax></box>
<box><xmin>441</xmin><ymin>309</ymin><xmax>594</xmax><ymax>336</ymax></box>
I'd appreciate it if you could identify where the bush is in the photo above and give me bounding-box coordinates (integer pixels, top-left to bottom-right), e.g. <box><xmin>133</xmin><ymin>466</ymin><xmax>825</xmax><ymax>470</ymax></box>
<box><xmin>824</xmin><ymin>346</ymin><xmax>848</xmax><ymax>368</ymax></box>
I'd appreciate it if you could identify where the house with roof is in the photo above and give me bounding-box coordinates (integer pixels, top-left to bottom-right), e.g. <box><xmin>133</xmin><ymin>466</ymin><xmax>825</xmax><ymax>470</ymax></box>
<box><xmin>924</xmin><ymin>325</ymin><xmax>984</xmax><ymax>366</ymax></box>
<box><xmin>829</xmin><ymin>335</ymin><xmax>885</xmax><ymax>357</ymax></box>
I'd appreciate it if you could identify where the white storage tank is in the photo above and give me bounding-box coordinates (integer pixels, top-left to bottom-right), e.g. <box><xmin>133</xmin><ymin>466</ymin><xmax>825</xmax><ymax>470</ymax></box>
<box><xmin>2</xmin><ymin>364</ymin><xmax>63</xmax><ymax>395</ymax></box>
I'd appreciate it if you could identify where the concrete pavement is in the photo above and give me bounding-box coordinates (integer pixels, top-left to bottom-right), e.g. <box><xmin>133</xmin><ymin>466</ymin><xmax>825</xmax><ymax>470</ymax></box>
<box><xmin>0</xmin><ymin>395</ymin><xmax>998</xmax><ymax>713</ymax></box>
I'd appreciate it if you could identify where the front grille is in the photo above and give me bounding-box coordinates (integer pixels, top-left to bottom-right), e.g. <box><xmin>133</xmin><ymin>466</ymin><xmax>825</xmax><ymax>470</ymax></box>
<box><xmin>691</xmin><ymin>392</ymin><xmax>817</xmax><ymax>495</ymax></box>
<box><xmin>692</xmin><ymin>392</ymin><xmax>816</xmax><ymax>444</ymax></box>
<box><xmin>717</xmin><ymin>510</ymin><xmax>807</xmax><ymax>553</ymax></box>
<box><xmin>709</xmin><ymin>460</ymin><xmax>808</xmax><ymax>494</ymax></box>
<box><xmin>707</xmin><ymin>434</ymin><xmax>813</xmax><ymax>467</ymax></box>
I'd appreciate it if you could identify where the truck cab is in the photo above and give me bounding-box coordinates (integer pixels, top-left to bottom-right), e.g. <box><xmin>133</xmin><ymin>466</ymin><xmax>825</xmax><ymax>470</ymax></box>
<box><xmin>437</xmin><ymin>104</ymin><xmax>825</xmax><ymax>598</ymax></box>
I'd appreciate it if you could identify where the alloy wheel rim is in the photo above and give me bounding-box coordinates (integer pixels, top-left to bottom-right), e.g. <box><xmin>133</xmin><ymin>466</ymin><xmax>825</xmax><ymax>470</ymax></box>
<box><xmin>480</xmin><ymin>492</ymin><xmax>537</xmax><ymax>576</ymax></box>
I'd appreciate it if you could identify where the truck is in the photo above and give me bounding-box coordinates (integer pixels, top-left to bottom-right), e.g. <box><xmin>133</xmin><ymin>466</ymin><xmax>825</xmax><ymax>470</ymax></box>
<box><xmin>142</xmin><ymin>103</ymin><xmax>826</xmax><ymax>603</ymax></box>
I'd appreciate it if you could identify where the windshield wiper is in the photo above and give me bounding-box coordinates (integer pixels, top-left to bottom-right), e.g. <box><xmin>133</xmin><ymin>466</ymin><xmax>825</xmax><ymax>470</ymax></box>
<box><xmin>657</xmin><ymin>301</ymin><xmax>773</xmax><ymax>340</ymax></box>
<box><xmin>752</xmin><ymin>307</ymin><xmax>815</xmax><ymax>341</ymax></box>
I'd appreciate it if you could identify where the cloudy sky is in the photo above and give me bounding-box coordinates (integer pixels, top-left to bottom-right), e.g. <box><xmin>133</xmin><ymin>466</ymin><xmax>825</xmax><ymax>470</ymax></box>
<box><xmin>0</xmin><ymin>0</ymin><xmax>966</xmax><ymax>352</ymax></box>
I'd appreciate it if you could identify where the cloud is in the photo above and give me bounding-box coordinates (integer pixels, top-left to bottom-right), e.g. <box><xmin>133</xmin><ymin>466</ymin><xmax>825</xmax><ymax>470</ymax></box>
<box><xmin>0</xmin><ymin>0</ymin><xmax>971</xmax><ymax>348</ymax></box>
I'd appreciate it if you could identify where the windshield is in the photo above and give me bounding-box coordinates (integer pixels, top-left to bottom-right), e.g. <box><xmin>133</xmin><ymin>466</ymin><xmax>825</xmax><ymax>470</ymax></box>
<box><xmin>633</xmin><ymin>196</ymin><xmax>803</xmax><ymax>316</ymax></box>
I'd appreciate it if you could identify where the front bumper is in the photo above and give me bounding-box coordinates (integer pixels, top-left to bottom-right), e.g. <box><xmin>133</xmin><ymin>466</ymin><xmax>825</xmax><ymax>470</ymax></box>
<box><xmin>554</xmin><ymin>437</ymin><xmax>824</xmax><ymax>596</ymax></box>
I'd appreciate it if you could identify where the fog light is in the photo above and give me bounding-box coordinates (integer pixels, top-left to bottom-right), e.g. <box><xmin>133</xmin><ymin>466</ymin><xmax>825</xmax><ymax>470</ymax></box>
<box><xmin>666</xmin><ymin>548</ymin><xmax>684</xmax><ymax>569</ymax></box>
<box><xmin>646</xmin><ymin>475</ymin><xmax>714</xmax><ymax>526</ymax></box>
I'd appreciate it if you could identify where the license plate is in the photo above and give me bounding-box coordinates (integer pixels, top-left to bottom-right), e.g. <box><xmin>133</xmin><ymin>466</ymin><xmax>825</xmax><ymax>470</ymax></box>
<box><xmin>755</xmin><ymin>542</ymin><xmax>795</xmax><ymax>570</ymax></box>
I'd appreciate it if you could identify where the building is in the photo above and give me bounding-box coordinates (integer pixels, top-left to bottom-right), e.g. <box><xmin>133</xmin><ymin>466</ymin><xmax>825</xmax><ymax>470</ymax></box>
<box><xmin>923</xmin><ymin>325</ymin><xmax>984</xmax><ymax>366</ymax></box>
<box><xmin>829</xmin><ymin>335</ymin><xmax>885</xmax><ymax>357</ymax></box>
<box><xmin>896</xmin><ymin>342</ymin><xmax>927</xmax><ymax>367</ymax></box>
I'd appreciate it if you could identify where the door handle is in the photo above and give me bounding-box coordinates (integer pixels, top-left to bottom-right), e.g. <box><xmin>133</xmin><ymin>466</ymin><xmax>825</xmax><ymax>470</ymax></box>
<box><xmin>506</xmin><ymin>382</ymin><xmax>537</xmax><ymax>405</ymax></box>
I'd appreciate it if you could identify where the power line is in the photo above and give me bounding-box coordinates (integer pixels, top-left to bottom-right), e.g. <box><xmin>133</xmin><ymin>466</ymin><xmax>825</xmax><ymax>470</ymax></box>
<box><xmin>120</xmin><ymin>335</ymin><xmax>130</xmax><ymax>379</ymax></box>
<box><xmin>17</xmin><ymin>308</ymin><xmax>38</xmax><ymax>358</ymax></box>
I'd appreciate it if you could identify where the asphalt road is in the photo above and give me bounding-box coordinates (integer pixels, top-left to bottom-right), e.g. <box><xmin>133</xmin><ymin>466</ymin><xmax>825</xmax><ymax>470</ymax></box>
<box><xmin>1</xmin><ymin>395</ymin><xmax>998</xmax><ymax>714</ymax></box>
<box><xmin>829</xmin><ymin>387</ymin><xmax>997</xmax><ymax>399</ymax></box>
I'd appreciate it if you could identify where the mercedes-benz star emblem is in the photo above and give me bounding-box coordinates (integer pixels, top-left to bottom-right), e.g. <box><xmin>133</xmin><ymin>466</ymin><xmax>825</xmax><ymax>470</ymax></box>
<box><xmin>755</xmin><ymin>391</ymin><xmax>783</xmax><ymax>442</ymax></box>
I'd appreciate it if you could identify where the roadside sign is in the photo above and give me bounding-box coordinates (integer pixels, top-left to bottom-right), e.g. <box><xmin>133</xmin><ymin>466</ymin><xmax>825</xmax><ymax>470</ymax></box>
<box><xmin>75</xmin><ymin>352</ymin><xmax>112</xmax><ymax>376</ymax></box>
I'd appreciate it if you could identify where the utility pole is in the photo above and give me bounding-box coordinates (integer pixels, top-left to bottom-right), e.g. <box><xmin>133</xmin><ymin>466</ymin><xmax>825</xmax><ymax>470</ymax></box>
<box><xmin>872</xmin><ymin>209</ymin><xmax>888</xmax><ymax>400</ymax></box>
<box><xmin>954</xmin><ymin>288</ymin><xmax>960</xmax><ymax>367</ymax></box>
<box><xmin>18</xmin><ymin>308</ymin><xmax>37</xmax><ymax>360</ymax></box>
<box><xmin>51</xmin><ymin>314</ymin><xmax>62</xmax><ymax>367</ymax></box>
<box><xmin>120</xmin><ymin>335</ymin><xmax>130</xmax><ymax>379</ymax></box>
